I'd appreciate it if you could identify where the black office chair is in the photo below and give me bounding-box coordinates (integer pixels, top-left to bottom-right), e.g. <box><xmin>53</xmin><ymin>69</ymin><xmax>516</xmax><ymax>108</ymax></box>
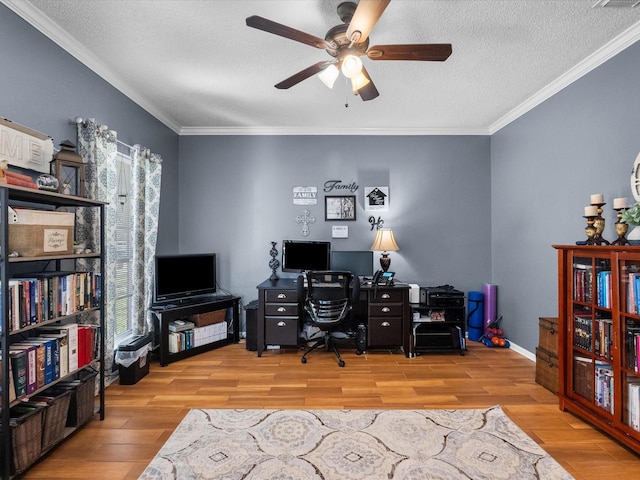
<box><xmin>298</xmin><ymin>270</ymin><xmax>360</xmax><ymax>367</ymax></box>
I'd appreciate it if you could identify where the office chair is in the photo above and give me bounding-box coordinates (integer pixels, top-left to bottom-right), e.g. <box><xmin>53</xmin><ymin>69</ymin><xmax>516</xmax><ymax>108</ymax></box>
<box><xmin>298</xmin><ymin>270</ymin><xmax>360</xmax><ymax>367</ymax></box>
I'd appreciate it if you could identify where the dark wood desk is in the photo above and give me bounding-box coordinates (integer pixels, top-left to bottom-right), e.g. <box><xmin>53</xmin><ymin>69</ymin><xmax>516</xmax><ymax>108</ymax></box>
<box><xmin>151</xmin><ymin>296</ymin><xmax>240</xmax><ymax>366</ymax></box>
<box><xmin>256</xmin><ymin>278</ymin><xmax>410</xmax><ymax>357</ymax></box>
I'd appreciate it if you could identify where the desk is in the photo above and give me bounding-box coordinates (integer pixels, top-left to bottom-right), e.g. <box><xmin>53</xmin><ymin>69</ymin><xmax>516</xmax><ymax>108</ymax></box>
<box><xmin>256</xmin><ymin>278</ymin><xmax>410</xmax><ymax>357</ymax></box>
<box><xmin>151</xmin><ymin>297</ymin><xmax>240</xmax><ymax>366</ymax></box>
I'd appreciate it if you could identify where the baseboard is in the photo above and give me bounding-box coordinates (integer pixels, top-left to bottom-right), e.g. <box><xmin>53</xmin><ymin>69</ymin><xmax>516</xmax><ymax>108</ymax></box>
<box><xmin>508</xmin><ymin>341</ymin><xmax>535</xmax><ymax>362</ymax></box>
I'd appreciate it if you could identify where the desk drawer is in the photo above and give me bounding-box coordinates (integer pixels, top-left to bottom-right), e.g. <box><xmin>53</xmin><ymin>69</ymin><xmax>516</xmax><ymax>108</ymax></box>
<box><xmin>368</xmin><ymin>303</ymin><xmax>403</xmax><ymax>317</ymax></box>
<box><xmin>368</xmin><ymin>316</ymin><xmax>403</xmax><ymax>346</ymax></box>
<box><xmin>266</xmin><ymin>290</ymin><xmax>298</xmax><ymax>303</ymax></box>
<box><xmin>370</xmin><ymin>289</ymin><xmax>404</xmax><ymax>303</ymax></box>
<box><xmin>265</xmin><ymin>303</ymin><xmax>299</xmax><ymax>316</ymax></box>
<box><xmin>265</xmin><ymin>316</ymin><xmax>299</xmax><ymax>345</ymax></box>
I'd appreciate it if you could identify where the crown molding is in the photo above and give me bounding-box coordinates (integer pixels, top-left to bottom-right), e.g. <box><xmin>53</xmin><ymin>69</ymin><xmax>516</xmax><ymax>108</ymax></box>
<box><xmin>179</xmin><ymin>126</ymin><xmax>490</xmax><ymax>136</ymax></box>
<box><xmin>489</xmin><ymin>20</ymin><xmax>640</xmax><ymax>134</ymax></box>
<box><xmin>5</xmin><ymin>0</ymin><xmax>639</xmax><ymax>137</ymax></box>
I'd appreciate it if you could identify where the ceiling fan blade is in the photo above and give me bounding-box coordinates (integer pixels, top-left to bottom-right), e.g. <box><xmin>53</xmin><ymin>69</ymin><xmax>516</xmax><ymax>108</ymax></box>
<box><xmin>275</xmin><ymin>61</ymin><xmax>333</xmax><ymax>89</ymax></box>
<box><xmin>367</xmin><ymin>44</ymin><xmax>452</xmax><ymax>61</ymax></box>
<box><xmin>346</xmin><ymin>0</ymin><xmax>391</xmax><ymax>44</ymax></box>
<box><xmin>246</xmin><ymin>15</ymin><xmax>330</xmax><ymax>49</ymax></box>
<box><xmin>357</xmin><ymin>66</ymin><xmax>379</xmax><ymax>101</ymax></box>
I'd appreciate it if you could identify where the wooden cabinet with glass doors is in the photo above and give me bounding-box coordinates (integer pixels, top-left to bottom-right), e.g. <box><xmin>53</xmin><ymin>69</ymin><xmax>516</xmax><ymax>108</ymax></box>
<box><xmin>555</xmin><ymin>245</ymin><xmax>640</xmax><ymax>454</ymax></box>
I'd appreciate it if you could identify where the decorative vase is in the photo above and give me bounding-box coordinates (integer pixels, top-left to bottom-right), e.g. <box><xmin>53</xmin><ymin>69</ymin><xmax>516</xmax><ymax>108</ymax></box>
<box><xmin>628</xmin><ymin>225</ymin><xmax>640</xmax><ymax>244</ymax></box>
<box><xmin>268</xmin><ymin>241</ymin><xmax>279</xmax><ymax>281</ymax></box>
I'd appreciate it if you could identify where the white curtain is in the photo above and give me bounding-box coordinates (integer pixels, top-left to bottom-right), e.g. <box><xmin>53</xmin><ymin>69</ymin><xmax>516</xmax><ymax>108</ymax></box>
<box><xmin>76</xmin><ymin>119</ymin><xmax>162</xmax><ymax>385</ymax></box>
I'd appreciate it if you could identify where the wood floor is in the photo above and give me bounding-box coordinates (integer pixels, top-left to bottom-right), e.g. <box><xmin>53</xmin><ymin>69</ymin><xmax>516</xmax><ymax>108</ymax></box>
<box><xmin>19</xmin><ymin>341</ymin><xmax>640</xmax><ymax>479</ymax></box>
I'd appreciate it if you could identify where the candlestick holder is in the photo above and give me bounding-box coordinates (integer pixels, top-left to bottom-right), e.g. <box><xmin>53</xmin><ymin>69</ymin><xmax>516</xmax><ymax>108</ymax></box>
<box><xmin>584</xmin><ymin>215</ymin><xmax>598</xmax><ymax>245</ymax></box>
<box><xmin>612</xmin><ymin>207</ymin><xmax>630</xmax><ymax>246</ymax></box>
<box><xmin>590</xmin><ymin>202</ymin><xmax>610</xmax><ymax>245</ymax></box>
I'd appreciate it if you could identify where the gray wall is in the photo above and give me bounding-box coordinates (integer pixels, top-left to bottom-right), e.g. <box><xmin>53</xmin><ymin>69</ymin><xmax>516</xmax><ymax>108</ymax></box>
<box><xmin>0</xmin><ymin>5</ymin><xmax>180</xmax><ymax>252</ymax></box>
<box><xmin>492</xmin><ymin>40</ymin><xmax>640</xmax><ymax>353</ymax></box>
<box><xmin>178</xmin><ymin>135</ymin><xmax>491</xmax><ymax>305</ymax></box>
<box><xmin>5</xmin><ymin>2</ymin><xmax>640</xmax><ymax>355</ymax></box>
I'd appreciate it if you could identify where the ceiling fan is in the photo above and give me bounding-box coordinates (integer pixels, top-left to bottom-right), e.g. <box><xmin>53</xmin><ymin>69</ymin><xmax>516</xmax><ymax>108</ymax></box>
<box><xmin>246</xmin><ymin>0</ymin><xmax>452</xmax><ymax>101</ymax></box>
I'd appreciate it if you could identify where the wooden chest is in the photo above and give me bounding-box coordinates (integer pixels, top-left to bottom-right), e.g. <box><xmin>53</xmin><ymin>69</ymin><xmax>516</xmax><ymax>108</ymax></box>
<box><xmin>535</xmin><ymin>346</ymin><xmax>558</xmax><ymax>394</ymax></box>
<box><xmin>538</xmin><ymin>316</ymin><xmax>558</xmax><ymax>355</ymax></box>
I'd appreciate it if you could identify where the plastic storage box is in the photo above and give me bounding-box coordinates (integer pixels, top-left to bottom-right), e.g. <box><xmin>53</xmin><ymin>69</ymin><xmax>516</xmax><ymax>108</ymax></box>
<box><xmin>116</xmin><ymin>335</ymin><xmax>152</xmax><ymax>385</ymax></box>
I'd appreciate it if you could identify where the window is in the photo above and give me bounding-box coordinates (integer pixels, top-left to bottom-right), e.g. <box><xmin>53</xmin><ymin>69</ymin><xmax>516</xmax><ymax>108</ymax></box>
<box><xmin>114</xmin><ymin>145</ymin><xmax>133</xmax><ymax>343</ymax></box>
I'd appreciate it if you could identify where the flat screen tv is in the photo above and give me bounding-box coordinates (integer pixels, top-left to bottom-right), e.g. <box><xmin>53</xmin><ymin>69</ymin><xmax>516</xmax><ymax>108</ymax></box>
<box><xmin>281</xmin><ymin>240</ymin><xmax>331</xmax><ymax>273</ymax></box>
<box><xmin>154</xmin><ymin>253</ymin><xmax>216</xmax><ymax>304</ymax></box>
<box><xmin>330</xmin><ymin>250</ymin><xmax>374</xmax><ymax>277</ymax></box>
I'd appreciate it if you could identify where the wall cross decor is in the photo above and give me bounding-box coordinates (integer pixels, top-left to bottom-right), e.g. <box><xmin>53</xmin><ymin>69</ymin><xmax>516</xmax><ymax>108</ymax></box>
<box><xmin>296</xmin><ymin>209</ymin><xmax>316</xmax><ymax>236</ymax></box>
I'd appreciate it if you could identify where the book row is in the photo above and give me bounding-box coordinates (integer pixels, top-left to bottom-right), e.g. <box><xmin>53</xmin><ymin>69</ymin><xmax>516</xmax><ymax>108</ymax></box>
<box><xmin>573</xmin><ymin>265</ymin><xmax>593</xmax><ymax>303</ymax></box>
<box><xmin>573</xmin><ymin>356</ymin><xmax>614</xmax><ymax>413</ymax></box>
<box><xmin>2</xmin><ymin>323</ymin><xmax>97</xmax><ymax>401</ymax></box>
<box><xmin>627</xmin><ymin>272</ymin><xmax>640</xmax><ymax>314</ymax></box>
<box><xmin>625</xmin><ymin>326</ymin><xmax>640</xmax><ymax>372</ymax></box>
<box><xmin>168</xmin><ymin>322</ymin><xmax>228</xmax><ymax>353</ymax></box>
<box><xmin>627</xmin><ymin>380</ymin><xmax>640</xmax><ymax>432</ymax></box>
<box><xmin>3</xmin><ymin>271</ymin><xmax>102</xmax><ymax>333</ymax></box>
<box><xmin>573</xmin><ymin>266</ymin><xmax>612</xmax><ymax>308</ymax></box>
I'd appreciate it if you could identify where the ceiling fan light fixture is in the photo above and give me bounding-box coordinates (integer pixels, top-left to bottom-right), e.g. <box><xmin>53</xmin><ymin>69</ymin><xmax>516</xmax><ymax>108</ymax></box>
<box><xmin>318</xmin><ymin>64</ymin><xmax>339</xmax><ymax>89</ymax></box>
<box><xmin>351</xmin><ymin>71</ymin><xmax>370</xmax><ymax>93</ymax></box>
<box><xmin>341</xmin><ymin>54</ymin><xmax>363</xmax><ymax>78</ymax></box>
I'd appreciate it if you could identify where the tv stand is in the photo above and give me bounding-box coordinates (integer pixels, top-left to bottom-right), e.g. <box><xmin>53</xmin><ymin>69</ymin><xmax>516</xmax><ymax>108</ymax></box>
<box><xmin>151</xmin><ymin>296</ymin><xmax>240</xmax><ymax>366</ymax></box>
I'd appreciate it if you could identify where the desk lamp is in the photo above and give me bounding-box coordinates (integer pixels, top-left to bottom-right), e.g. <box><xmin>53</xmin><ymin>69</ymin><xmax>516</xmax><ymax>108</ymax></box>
<box><xmin>370</xmin><ymin>228</ymin><xmax>399</xmax><ymax>272</ymax></box>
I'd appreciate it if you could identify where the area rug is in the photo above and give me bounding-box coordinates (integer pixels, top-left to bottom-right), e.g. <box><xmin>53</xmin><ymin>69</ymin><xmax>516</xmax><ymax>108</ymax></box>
<box><xmin>138</xmin><ymin>405</ymin><xmax>573</xmax><ymax>480</ymax></box>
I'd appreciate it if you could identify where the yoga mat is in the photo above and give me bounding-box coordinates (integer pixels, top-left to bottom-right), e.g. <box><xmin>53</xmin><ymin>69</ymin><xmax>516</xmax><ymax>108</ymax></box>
<box><xmin>483</xmin><ymin>283</ymin><xmax>497</xmax><ymax>330</ymax></box>
<box><xmin>467</xmin><ymin>291</ymin><xmax>484</xmax><ymax>341</ymax></box>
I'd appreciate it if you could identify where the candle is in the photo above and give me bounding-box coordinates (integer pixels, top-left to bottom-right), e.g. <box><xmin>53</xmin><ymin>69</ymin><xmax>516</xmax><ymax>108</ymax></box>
<box><xmin>590</xmin><ymin>193</ymin><xmax>604</xmax><ymax>204</ymax></box>
<box><xmin>614</xmin><ymin>197</ymin><xmax>628</xmax><ymax>209</ymax></box>
<box><xmin>584</xmin><ymin>205</ymin><xmax>598</xmax><ymax>217</ymax></box>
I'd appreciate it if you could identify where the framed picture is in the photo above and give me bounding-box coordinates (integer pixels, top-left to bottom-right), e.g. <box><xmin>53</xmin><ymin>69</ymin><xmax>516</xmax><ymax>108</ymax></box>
<box><xmin>325</xmin><ymin>195</ymin><xmax>356</xmax><ymax>221</ymax></box>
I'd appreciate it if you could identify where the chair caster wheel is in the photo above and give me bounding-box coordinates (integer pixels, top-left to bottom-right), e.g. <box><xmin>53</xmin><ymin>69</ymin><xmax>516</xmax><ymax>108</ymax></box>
<box><xmin>301</xmin><ymin>357</ymin><xmax>307</xmax><ymax>364</ymax></box>
<box><xmin>338</xmin><ymin>360</ymin><xmax>345</xmax><ymax>367</ymax></box>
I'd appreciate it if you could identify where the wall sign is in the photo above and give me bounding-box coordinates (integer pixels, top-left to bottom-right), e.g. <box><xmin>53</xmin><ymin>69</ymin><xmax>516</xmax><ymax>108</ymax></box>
<box><xmin>332</xmin><ymin>226</ymin><xmax>349</xmax><ymax>238</ymax></box>
<box><xmin>293</xmin><ymin>186</ymin><xmax>317</xmax><ymax>205</ymax></box>
<box><xmin>0</xmin><ymin>117</ymin><xmax>54</xmax><ymax>173</ymax></box>
<box><xmin>364</xmin><ymin>186</ymin><xmax>389</xmax><ymax>211</ymax></box>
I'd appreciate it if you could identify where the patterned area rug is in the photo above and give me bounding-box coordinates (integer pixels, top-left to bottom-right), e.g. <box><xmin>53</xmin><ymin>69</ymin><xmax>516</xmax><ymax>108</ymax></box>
<box><xmin>139</xmin><ymin>405</ymin><xmax>573</xmax><ymax>480</ymax></box>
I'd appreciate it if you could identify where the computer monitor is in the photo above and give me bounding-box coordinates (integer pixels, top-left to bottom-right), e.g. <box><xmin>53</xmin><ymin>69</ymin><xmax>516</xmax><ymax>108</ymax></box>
<box><xmin>330</xmin><ymin>250</ymin><xmax>374</xmax><ymax>277</ymax></box>
<box><xmin>281</xmin><ymin>240</ymin><xmax>331</xmax><ymax>273</ymax></box>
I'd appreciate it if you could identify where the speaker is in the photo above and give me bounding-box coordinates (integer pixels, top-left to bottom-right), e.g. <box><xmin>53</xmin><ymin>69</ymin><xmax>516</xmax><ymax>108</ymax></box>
<box><xmin>356</xmin><ymin>323</ymin><xmax>367</xmax><ymax>354</ymax></box>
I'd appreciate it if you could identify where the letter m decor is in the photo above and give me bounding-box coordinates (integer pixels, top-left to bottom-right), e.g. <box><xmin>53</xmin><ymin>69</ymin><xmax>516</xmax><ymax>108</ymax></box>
<box><xmin>0</xmin><ymin>117</ymin><xmax>54</xmax><ymax>173</ymax></box>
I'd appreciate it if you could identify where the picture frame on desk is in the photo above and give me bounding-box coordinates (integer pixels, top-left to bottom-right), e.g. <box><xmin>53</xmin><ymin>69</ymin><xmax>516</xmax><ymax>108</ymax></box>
<box><xmin>325</xmin><ymin>195</ymin><xmax>356</xmax><ymax>221</ymax></box>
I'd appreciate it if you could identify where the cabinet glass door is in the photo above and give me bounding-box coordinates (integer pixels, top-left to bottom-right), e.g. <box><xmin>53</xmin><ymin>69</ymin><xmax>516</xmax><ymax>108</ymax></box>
<box><xmin>619</xmin><ymin>256</ymin><xmax>640</xmax><ymax>436</ymax></box>
<box><xmin>570</xmin><ymin>255</ymin><xmax>614</xmax><ymax>415</ymax></box>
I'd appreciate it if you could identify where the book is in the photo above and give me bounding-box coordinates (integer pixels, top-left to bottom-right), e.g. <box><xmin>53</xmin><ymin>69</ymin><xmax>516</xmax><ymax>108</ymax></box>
<box><xmin>9</xmin><ymin>349</ymin><xmax>27</xmax><ymax>398</ymax></box>
<box><xmin>10</xmin><ymin>343</ymin><xmax>38</xmax><ymax>393</ymax></box>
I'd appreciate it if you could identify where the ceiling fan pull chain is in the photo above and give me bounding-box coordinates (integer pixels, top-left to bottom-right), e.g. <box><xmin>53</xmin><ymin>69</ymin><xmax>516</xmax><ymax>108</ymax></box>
<box><xmin>344</xmin><ymin>76</ymin><xmax>349</xmax><ymax>108</ymax></box>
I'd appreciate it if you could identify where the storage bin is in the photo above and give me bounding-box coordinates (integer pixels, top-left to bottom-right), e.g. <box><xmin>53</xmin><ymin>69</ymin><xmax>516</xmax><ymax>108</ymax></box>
<box><xmin>55</xmin><ymin>369</ymin><xmax>98</xmax><ymax>427</ymax></box>
<box><xmin>116</xmin><ymin>335</ymin><xmax>152</xmax><ymax>385</ymax></box>
<box><xmin>538</xmin><ymin>316</ymin><xmax>559</xmax><ymax>355</ymax></box>
<box><xmin>34</xmin><ymin>389</ymin><xmax>73</xmax><ymax>452</ymax></box>
<box><xmin>6</xmin><ymin>405</ymin><xmax>43</xmax><ymax>474</ymax></box>
<box><xmin>535</xmin><ymin>347</ymin><xmax>558</xmax><ymax>393</ymax></box>
<box><xmin>8</xmin><ymin>209</ymin><xmax>75</xmax><ymax>257</ymax></box>
<box><xmin>190</xmin><ymin>309</ymin><xmax>226</xmax><ymax>327</ymax></box>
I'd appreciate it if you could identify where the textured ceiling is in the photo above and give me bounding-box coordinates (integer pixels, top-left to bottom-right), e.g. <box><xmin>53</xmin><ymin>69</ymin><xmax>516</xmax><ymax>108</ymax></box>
<box><xmin>4</xmin><ymin>0</ymin><xmax>640</xmax><ymax>135</ymax></box>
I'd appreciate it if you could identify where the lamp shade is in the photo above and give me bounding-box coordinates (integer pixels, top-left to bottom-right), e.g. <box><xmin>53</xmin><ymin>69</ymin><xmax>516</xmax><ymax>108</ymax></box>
<box><xmin>318</xmin><ymin>64</ymin><xmax>339</xmax><ymax>89</ymax></box>
<box><xmin>370</xmin><ymin>228</ymin><xmax>399</xmax><ymax>252</ymax></box>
